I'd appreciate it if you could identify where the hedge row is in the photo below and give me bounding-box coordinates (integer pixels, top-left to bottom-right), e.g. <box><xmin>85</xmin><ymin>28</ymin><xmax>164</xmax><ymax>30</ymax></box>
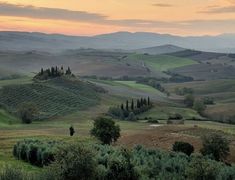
<box><xmin>13</xmin><ymin>139</ymin><xmax>59</xmax><ymax>167</ymax></box>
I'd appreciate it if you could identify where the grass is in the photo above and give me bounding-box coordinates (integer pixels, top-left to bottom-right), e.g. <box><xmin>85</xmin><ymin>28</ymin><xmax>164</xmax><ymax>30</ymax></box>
<box><xmin>114</xmin><ymin>81</ymin><xmax>165</xmax><ymax>95</ymax></box>
<box><xmin>126</xmin><ymin>54</ymin><xmax>197</xmax><ymax>71</ymax></box>
<box><xmin>138</xmin><ymin>105</ymin><xmax>203</xmax><ymax>120</ymax></box>
<box><xmin>0</xmin><ymin>77</ymin><xmax>32</xmax><ymax>88</ymax></box>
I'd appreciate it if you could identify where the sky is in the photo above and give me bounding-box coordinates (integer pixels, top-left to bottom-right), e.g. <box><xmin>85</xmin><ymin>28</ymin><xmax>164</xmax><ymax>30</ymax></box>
<box><xmin>0</xmin><ymin>0</ymin><xmax>235</xmax><ymax>36</ymax></box>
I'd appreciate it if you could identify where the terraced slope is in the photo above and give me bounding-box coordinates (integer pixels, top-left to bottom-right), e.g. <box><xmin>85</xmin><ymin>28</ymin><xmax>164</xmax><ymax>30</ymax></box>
<box><xmin>0</xmin><ymin>77</ymin><xmax>101</xmax><ymax>119</ymax></box>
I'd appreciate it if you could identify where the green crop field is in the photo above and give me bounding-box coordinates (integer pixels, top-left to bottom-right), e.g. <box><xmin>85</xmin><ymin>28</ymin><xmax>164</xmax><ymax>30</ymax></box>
<box><xmin>126</xmin><ymin>54</ymin><xmax>197</xmax><ymax>71</ymax></box>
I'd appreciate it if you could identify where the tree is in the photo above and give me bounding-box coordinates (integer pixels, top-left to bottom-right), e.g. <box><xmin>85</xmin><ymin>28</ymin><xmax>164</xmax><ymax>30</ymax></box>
<box><xmin>121</xmin><ymin>104</ymin><xmax>124</xmax><ymax>110</ymax></box>
<box><xmin>193</xmin><ymin>100</ymin><xmax>206</xmax><ymax>114</ymax></box>
<box><xmin>172</xmin><ymin>141</ymin><xmax>194</xmax><ymax>156</ymax></box>
<box><xmin>17</xmin><ymin>102</ymin><xmax>39</xmax><ymax>124</ymax></box>
<box><xmin>147</xmin><ymin>97</ymin><xmax>150</xmax><ymax>106</ymax></box>
<box><xmin>66</xmin><ymin>67</ymin><xmax>72</xmax><ymax>75</ymax></box>
<box><xmin>184</xmin><ymin>94</ymin><xmax>195</xmax><ymax>108</ymax></box>
<box><xmin>69</xmin><ymin>126</ymin><xmax>75</xmax><ymax>136</ymax></box>
<box><xmin>90</xmin><ymin>117</ymin><xmax>120</xmax><ymax>145</ymax></box>
<box><xmin>40</xmin><ymin>68</ymin><xmax>44</xmax><ymax>75</ymax></box>
<box><xmin>126</xmin><ymin>100</ymin><xmax>129</xmax><ymax>111</ymax></box>
<box><xmin>200</xmin><ymin>134</ymin><xmax>230</xmax><ymax>161</ymax></box>
<box><xmin>137</xmin><ymin>99</ymin><xmax>140</xmax><ymax>108</ymax></box>
<box><xmin>131</xmin><ymin>99</ymin><xmax>134</xmax><ymax>110</ymax></box>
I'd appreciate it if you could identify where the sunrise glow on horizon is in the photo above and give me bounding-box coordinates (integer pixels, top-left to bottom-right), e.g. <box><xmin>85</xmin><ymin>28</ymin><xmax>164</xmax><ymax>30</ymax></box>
<box><xmin>1</xmin><ymin>0</ymin><xmax>235</xmax><ymax>36</ymax></box>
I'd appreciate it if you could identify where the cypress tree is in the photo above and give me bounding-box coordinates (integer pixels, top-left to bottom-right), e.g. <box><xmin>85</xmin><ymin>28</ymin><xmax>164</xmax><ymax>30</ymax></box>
<box><xmin>40</xmin><ymin>68</ymin><xmax>44</xmax><ymax>75</ymax></box>
<box><xmin>55</xmin><ymin>66</ymin><xmax>58</xmax><ymax>76</ymax></box>
<box><xmin>131</xmin><ymin>99</ymin><xmax>134</xmax><ymax>110</ymax></box>
<box><xmin>140</xmin><ymin>98</ymin><xmax>143</xmax><ymax>107</ymax></box>
<box><xmin>143</xmin><ymin>98</ymin><xmax>147</xmax><ymax>106</ymax></box>
<box><xmin>137</xmin><ymin>99</ymin><xmax>140</xmax><ymax>108</ymax></box>
<box><xmin>148</xmin><ymin>97</ymin><xmax>150</xmax><ymax>106</ymax></box>
<box><xmin>51</xmin><ymin>67</ymin><xmax>55</xmax><ymax>76</ymax></box>
<box><xmin>126</xmin><ymin>100</ymin><xmax>129</xmax><ymax>111</ymax></box>
<box><xmin>121</xmin><ymin>104</ymin><xmax>124</xmax><ymax>110</ymax></box>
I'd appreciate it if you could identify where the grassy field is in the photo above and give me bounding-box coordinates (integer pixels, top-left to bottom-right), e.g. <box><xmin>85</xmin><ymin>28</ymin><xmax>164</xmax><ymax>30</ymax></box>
<box><xmin>126</xmin><ymin>54</ymin><xmax>197</xmax><ymax>71</ymax></box>
<box><xmin>138</xmin><ymin>104</ymin><xmax>203</xmax><ymax>120</ymax></box>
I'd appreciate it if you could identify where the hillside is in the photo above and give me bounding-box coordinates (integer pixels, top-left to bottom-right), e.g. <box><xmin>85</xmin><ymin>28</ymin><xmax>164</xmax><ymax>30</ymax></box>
<box><xmin>0</xmin><ymin>77</ymin><xmax>102</xmax><ymax>119</ymax></box>
<box><xmin>1</xmin><ymin>31</ymin><xmax>235</xmax><ymax>52</ymax></box>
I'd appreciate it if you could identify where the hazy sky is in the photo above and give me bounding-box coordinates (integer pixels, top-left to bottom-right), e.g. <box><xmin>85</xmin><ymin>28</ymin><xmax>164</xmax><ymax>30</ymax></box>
<box><xmin>1</xmin><ymin>0</ymin><xmax>235</xmax><ymax>36</ymax></box>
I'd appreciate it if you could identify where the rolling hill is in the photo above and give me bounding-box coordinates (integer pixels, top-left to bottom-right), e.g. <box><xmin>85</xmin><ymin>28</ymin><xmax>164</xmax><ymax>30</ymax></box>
<box><xmin>0</xmin><ymin>77</ymin><xmax>102</xmax><ymax>119</ymax></box>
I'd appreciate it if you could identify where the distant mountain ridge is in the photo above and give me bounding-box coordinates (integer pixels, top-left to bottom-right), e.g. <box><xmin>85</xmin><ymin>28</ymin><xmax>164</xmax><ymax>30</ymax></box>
<box><xmin>1</xmin><ymin>31</ymin><xmax>235</xmax><ymax>53</ymax></box>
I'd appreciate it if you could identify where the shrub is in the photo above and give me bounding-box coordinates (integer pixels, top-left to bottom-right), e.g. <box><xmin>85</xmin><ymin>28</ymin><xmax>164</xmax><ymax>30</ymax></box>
<box><xmin>44</xmin><ymin>143</ymin><xmax>97</xmax><ymax>180</ymax></box>
<box><xmin>128</xmin><ymin>112</ymin><xmax>136</xmax><ymax>121</ymax></box>
<box><xmin>184</xmin><ymin>94</ymin><xmax>195</xmax><ymax>108</ymax></box>
<box><xmin>168</xmin><ymin>113</ymin><xmax>183</xmax><ymax>120</ymax></box>
<box><xmin>200</xmin><ymin>134</ymin><xmax>230</xmax><ymax>161</ymax></box>
<box><xmin>203</xmin><ymin>97</ymin><xmax>214</xmax><ymax>105</ymax></box>
<box><xmin>13</xmin><ymin>139</ymin><xmax>58</xmax><ymax>167</ymax></box>
<box><xmin>17</xmin><ymin>102</ymin><xmax>39</xmax><ymax>124</ymax></box>
<box><xmin>172</xmin><ymin>141</ymin><xmax>194</xmax><ymax>156</ymax></box>
<box><xmin>108</xmin><ymin>107</ymin><xmax>125</xmax><ymax>119</ymax></box>
<box><xmin>186</xmin><ymin>156</ymin><xmax>220</xmax><ymax>180</ymax></box>
<box><xmin>193</xmin><ymin>100</ymin><xmax>206</xmax><ymax>114</ymax></box>
<box><xmin>90</xmin><ymin>117</ymin><xmax>120</xmax><ymax>145</ymax></box>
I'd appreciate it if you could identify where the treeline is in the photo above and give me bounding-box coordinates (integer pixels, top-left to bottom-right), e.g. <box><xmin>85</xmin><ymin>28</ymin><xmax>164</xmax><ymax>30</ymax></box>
<box><xmin>34</xmin><ymin>66</ymin><xmax>73</xmax><ymax>80</ymax></box>
<box><xmin>13</xmin><ymin>139</ymin><xmax>59</xmax><ymax>167</ymax></box>
<box><xmin>108</xmin><ymin>97</ymin><xmax>152</xmax><ymax>120</ymax></box>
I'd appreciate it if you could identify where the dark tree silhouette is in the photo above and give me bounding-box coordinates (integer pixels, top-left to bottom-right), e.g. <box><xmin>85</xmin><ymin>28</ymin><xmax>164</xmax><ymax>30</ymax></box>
<box><xmin>131</xmin><ymin>99</ymin><xmax>134</xmax><ymax>110</ymax></box>
<box><xmin>126</xmin><ymin>100</ymin><xmax>129</xmax><ymax>111</ymax></box>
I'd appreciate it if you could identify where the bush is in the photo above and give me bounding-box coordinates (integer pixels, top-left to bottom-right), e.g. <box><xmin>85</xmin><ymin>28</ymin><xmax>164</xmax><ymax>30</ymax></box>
<box><xmin>193</xmin><ymin>100</ymin><xmax>206</xmax><ymax>114</ymax></box>
<box><xmin>168</xmin><ymin>113</ymin><xmax>183</xmax><ymax>120</ymax></box>
<box><xmin>17</xmin><ymin>102</ymin><xmax>39</xmax><ymax>124</ymax></box>
<box><xmin>172</xmin><ymin>141</ymin><xmax>194</xmax><ymax>156</ymax></box>
<box><xmin>43</xmin><ymin>143</ymin><xmax>97</xmax><ymax>180</ymax></box>
<box><xmin>203</xmin><ymin>97</ymin><xmax>214</xmax><ymax>105</ymax></box>
<box><xmin>186</xmin><ymin>156</ymin><xmax>220</xmax><ymax>180</ymax></box>
<box><xmin>184</xmin><ymin>94</ymin><xmax>195</xmax><ymax>108</ymax></box>
<box><xmin>13</xmin><ymin>139</ymin><xmax>58</xmax><ymax>167</ymax></box>
<box><xmin>108</xmin><ymin>107</ymin><xmax>125</xmax><ymax>119</ymax></box>
<box><xmin>91</xmin><ymin>117</ymin><xmax>120</xmax><ymax>145</ymax></box>
<box><xmin>128</xmin><ymin>112</ymin><xmax>136</xmax><ymax>121</ymax></box>
<box><xmin>200</xmin><ymin>134</ymin><xmax>230</xmax><ymax>161</ymax></box>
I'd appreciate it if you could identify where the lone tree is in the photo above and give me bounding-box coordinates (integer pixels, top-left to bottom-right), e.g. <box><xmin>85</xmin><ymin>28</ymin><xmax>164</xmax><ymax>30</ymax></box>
<box><xmin>17</xmin><ymin>102</ymin><xmax>39</xmax><ymax>124</ymax></box>
<box><xmin>90</xmin><ymin>117</ymin><xmax>120</xmax><ymax>145</ymax></box>
<box><xmin>193</xmin><ymin>99</ymin><xmax>206</xmax><ymax>114</ymax></box>
<box><xmin>200</xmin><ymin>134</ymin><xmax>230</xmax><ymax>161</ymax></box>
<box><xmin>69</xmin><ymin>125</ymin><xmax>75</xmax><ymax>136</ymax></box>
<box><xmin>184</xmin><ymin>94</ymin><xmax>195</xmax><ymax>108</ymax></box>
<box><xmin>172</xmin><ymin>141</ymin><xmax>194</xmax><ymax>156</ymax></box>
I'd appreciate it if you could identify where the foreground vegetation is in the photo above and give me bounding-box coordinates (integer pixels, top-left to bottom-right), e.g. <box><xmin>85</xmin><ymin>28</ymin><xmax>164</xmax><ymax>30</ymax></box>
<box><xmin>2</xmin><ymin>141</ymin><xmax>235</xmax><ymax>180</ymax></box>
